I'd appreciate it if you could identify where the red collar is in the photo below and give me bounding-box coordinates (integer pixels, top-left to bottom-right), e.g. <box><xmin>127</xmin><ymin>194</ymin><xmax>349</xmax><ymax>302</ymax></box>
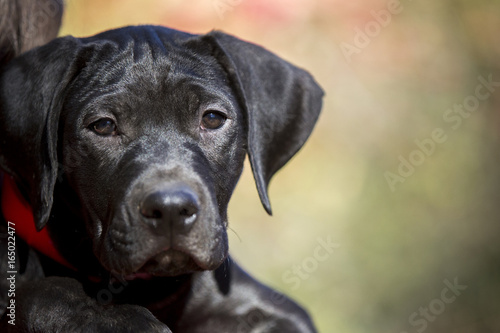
<box><xmin>1</xmin><ymin>173</ymin><xmax>73</xmax><ymax>269</ymax></box>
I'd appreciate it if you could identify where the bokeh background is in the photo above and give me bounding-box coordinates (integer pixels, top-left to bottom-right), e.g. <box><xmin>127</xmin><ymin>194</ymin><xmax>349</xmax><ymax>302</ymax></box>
<box><xmin>59</xmin><ymin>1</ymin><xmax>500</xmax><ymax>332</ymax></box>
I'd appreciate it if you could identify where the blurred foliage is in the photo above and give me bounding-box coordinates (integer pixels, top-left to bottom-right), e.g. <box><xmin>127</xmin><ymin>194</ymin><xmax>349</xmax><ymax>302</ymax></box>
<box><xmin>60</xmin><ymin>0</ymin><xmax>500</xmax><ymax>332</ymax></box>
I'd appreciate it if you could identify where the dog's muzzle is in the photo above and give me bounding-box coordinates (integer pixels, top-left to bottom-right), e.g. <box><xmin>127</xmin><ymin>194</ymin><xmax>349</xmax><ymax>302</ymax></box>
<box><xmin>100</xmin><ymin>178</ymin><xmax>227</xmax><ymax>277</ymax></box>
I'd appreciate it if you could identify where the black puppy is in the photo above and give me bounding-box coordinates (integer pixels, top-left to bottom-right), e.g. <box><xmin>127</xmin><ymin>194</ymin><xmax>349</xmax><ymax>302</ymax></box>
<box><xmin>0</xmin><ymin>6</ymin><xmax>323</xmax><ymax>333</ymax></box>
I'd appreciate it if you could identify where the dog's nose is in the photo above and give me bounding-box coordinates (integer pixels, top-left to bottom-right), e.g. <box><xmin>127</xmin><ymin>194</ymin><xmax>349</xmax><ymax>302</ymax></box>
<box><xmin>140</xmin><ymin>186</ymin><xmax>199</xmax><ymax>234</ymax></box>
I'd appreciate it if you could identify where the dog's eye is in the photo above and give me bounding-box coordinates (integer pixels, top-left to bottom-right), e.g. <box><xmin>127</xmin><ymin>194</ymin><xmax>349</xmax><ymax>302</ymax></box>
<box><xmin>201</xmin><ymin>111</ymin><xmax>226</xmax><ymax>130</ymax></box>
<box><xmin>90</xmin><ymin>118</ymin><xmax>117</xmax><ymax>136</ymax></box>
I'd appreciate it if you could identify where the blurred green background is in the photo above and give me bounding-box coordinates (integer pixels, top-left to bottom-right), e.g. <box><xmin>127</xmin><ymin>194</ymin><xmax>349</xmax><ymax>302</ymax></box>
<box><xmin>60</xmin><ymin>1</ymin><xmax>500</xmax><ymax>332</ymax></box>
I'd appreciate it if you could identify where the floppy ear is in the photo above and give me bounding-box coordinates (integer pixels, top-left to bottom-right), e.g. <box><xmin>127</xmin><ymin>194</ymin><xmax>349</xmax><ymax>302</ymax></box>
<box><xmin>204</xmin><ymin>31</ymin><xmax>324</xmax><ymax>214</ymax></box>
<box><xmin>0</xmin><ymin>36</ymin><xmax>81</xmax><ymax>230</ymax></box>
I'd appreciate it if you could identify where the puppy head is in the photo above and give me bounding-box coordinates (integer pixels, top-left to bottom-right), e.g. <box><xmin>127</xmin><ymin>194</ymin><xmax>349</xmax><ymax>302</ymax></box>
<box><xmin>0</xmin><ymin>26</ymin><xmax>323</xmax><ymax>277</ymax></box>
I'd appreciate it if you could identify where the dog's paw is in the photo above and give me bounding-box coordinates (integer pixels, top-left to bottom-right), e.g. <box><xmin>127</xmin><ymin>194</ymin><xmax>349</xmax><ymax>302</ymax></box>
<box><xmin>106</xmin><ymin>304</ymin><xmax>173</xmax><ymax>333</ymax></box>
<box><xmin>12</xmin><ymin>276</ymin><xmax>170</xmax><ymax>333</ymax></box>
<box><xmin>62</xmin><ymin>303</ymin><xmax>172</xmax><ymax>333</ymax></box>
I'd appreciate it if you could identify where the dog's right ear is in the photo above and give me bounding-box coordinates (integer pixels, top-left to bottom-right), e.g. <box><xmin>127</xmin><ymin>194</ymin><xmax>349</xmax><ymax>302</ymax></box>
<box><xmin>0</xmin><ymin>36</ymin><xmax>81</xmax><ymax>231</ymax></box>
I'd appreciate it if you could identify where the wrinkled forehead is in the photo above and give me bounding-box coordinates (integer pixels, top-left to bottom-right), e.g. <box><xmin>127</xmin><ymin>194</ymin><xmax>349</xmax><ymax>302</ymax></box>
<box><xmin>73</xmin><ymin>37</ymin><xmax>227</xmax><ymax>93</ymax></box>
<box><xmin>65</xmin><ymin>27</ymin><xmax>235</xmax><ymax>116</ymax></box>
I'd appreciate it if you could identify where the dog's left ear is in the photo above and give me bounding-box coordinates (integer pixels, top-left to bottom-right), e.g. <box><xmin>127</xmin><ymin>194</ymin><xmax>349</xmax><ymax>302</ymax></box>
<box><xmin>0</xmin><ymin>36</ymin><xmax>81</xmax><ymax>230</ymax></box>
<box><xmin>203</xmin><ymin>31</ymin><xmax>324</xmax><ymax>214</ymax></box>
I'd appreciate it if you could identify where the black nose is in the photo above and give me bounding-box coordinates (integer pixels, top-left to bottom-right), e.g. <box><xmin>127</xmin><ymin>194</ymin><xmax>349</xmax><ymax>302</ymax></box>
<box><xmin>140</xmin><ymin>186</ymin><xmax>199</xmax><ymax>234</ymax></box>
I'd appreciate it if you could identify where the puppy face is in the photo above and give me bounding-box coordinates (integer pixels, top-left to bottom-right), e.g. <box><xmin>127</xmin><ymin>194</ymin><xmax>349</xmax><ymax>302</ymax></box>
<box><xmin>60</xmin><ymin>36</ymin><xmax>246</xmax><ymax>276</ymax></box>
<box><xmin>0</xmin><ymin>26</ymin><xmax>323</xmax><ymax>279</ymax></box>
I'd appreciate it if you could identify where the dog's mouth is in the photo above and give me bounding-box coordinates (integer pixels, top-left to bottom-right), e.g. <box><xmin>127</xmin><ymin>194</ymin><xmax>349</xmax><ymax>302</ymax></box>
<box><xmin>99</xmin><ymin>205</ymin><xmax>229</xmax><ymax>278</ymax></box>
<box><xmin>121</xmin><ymin>248</ymin><xmax>204</xmax><ymax>279</ymax></box>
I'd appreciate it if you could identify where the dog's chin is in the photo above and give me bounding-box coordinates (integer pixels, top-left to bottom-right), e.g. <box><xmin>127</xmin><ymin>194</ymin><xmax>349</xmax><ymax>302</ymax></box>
<box><xmin>117</xmin><ymin>249</ymin><xmax>206</xmax><ymax>279</ymax></box>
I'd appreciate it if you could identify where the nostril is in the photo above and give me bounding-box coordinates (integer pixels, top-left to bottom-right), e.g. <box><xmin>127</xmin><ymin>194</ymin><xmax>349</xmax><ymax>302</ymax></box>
<box><xmin>179</xmin><ymin>208</ymin><xmax>191</xmax><ymax>217</ymax></box>
<box><xmin>140</xmin><ymin>199</ymin><xmax>164</xmax><ymax>219</ymax></box>
<box><xmin>150</xmin><ymin>209</ymin><xmax>163</xmax><ymax>219</ymax></box>
<box><xmin>179</xmin><ymin>201</ymin><xmax>198</xmax><ymax>217</ymax></box>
